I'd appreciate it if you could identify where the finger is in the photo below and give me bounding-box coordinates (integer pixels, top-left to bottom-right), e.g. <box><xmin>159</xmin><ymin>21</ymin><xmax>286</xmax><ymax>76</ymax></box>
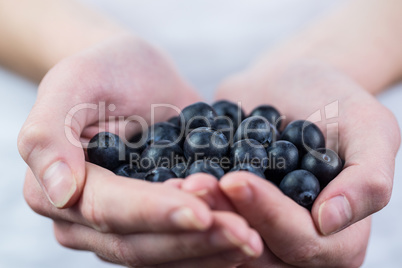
<box><xmin>155</xmin><ymin>249</ymin><xmax>254</xmax><ymax>268</ymax></box>
<box><xmin>312</xmin><ymin>103</ymin><xmax>400</xmax><ymax>236</ymax></box>
<box><xmin>25</xmin><ymin>163</ymin><xmax>213</xmax><ymax>233</ymax></box>
<box><xmin>238</xmin><ymin>247</ymin><xmax>296</xmax><ymax>268</ymax></box>
<box><xmin>181</xmin><ymin>174</ymin><xmax>236</xmax><ymax>211</ymax></box>
<box><xmin>220</xmin><ymin>172</ymin><xmax>370</xmax><ymax>267</ymax></box>
<box><xmin>163</xmin><ymin>178</ymin><xmax>185</xmax><ymax>189</ymax></box>
<box><xmin>16</xmin><ymin>61</ymin><xmax>195</xmax><ymax>210</ymax></box>
<box><xmin>17</xmin><ymin>81</ymin><xmax>92</xmax><ymax>208</ymax></box>
<box><xmin>53</xmin><ymin>212</ymin><xmax>263</xmax><ymax>266</ymax></box>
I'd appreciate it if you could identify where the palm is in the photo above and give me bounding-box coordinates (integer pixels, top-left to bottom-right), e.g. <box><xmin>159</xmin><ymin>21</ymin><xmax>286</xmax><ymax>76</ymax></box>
<box><xmin>41</xmin><ymin>35</ymin><xmax>200</xmax><ymax>142</ymax></box>
<box><xmin>215</xmin><ymin>61</ymin><xmax>400</xmax><ymax>267</ymax></box>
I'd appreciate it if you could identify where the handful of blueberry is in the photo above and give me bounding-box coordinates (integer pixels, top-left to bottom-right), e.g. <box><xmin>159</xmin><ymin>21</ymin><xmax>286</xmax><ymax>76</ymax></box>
<box><xmin>87</xmin><ymin>101</ymin><xmax>343</xmax><ymax>209</ymax></box>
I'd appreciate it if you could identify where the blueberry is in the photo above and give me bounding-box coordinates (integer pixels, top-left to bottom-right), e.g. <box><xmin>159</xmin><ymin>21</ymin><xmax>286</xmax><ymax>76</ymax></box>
<box><xmin>280</xmin><ymin>120</ymin><xmax>325</xmax><ymax>156</ymax></box>
<box><xmin>167</xmin><ymin>115</ymin><xmax>182</xmax><ymax>127</ymax></box>
<box><xmin>127</xmin><ymin>131</ymin><xmax>148</xmax><ymax>156</ymax></box>
<box><xmin>301</xmin><ymin>148</ymin><xmax>342</xmax><ymax>188</ymax></box>
<box><xmin>145</xmin><ymin>167</ymin><xmax>177</xmax><ymax>182</ymax></box>
<box><xmin>146</xmin><ymin>122</ymin><xmax>183</xmax><ymax>145</ymax></box>
<box><xmin>230</xmin><ymin>163</ymin><xmax>266</xmax><ymax>179</ymax></box>
<box><xmin>271</xmin><ymin>124</ymin><xmax>281</xmax><ymax>142</ymax></box>
<box><xmin>114</xmin><ymin>166</ymin><xmax>147</xmax><ymax>180</ymax></box>
<box><xmin>113</xmin><ymin>164</ymin><xmax>138</xmax><ymax>178</ymax></box>
<box><xmin>230</xmin><ymin>139</ymin><xmax>268</xmax><ymax>170</ymax></box>
<box><xmin>171</xmin><ymin>162</ymin><xmax>188</xmax><ymax>178</ymax></box>
<box><xmin>215</xmin><ymin>120</ymin><xmax>234</xmax><ymax>143</ymax></box>
<box><xmin>181</xmin><ymin>102</ymin><xmax>217</xmax><ymax>133</ymax></box>
<box><xmin>87</xmin><ymin>132</ymin><xmax>126</xmax><ymax>171</ymax></box>
<box><xmin>130</xmin><ymin>172</ymin><xmax>147</xmax><ymax>180</ymax></box>
<box><xmin>249</xmin><ymin>105</ymin><xmax>282</xmax><ymax>129</ymax></box>
<box><xmin>140</xmin><ymin>140</ymin><xmax>184</xmax><ymax>172</ymax></box>
<box><xmin>183</xmin><ymin>127</ymin><xmax>229</xmax><ymax>163</ymax></box>
<box><xmin>234</xmin><ymin>116</ymin><xmax>275</xmax><ymax>147</ymax></box>
<box><xmin>212</xmin><ymin>100</ymin><xmax>245</xmax><ymax>129</ymax></box>
<box><xmin>186</xmin><ymin>159</ymin><xmax>225</xmax><ymax>180</ymax></box>
<box><xmin>279</xmin><ymin>170</ymin><xmax>320</xmax><ymax>208</ymax></box>
<box><xmin>265</xmin><ymin>141</ymin><xmax>299</xmax><ymax>185</ymax></box>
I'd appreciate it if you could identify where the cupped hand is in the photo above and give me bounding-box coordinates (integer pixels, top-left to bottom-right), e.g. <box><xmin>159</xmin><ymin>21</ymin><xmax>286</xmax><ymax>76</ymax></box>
<box><xmin>24</xmin><ymin>164</ymin><xmax>263</xmax><ymax>267</ymax></box>
<box><xmin>187</xmin><ymin>60</ymin><xmax>400</xmax><ymax>267</ymax></box>
<box><xmin>19</xmin><ymin>34</ymin><xmax>264</xmax><ymax>267</ymax></box>
<box><xmin>17</xmin><ymin>33</ymin><xmax>200</xmax><ymax>208</ymax></box>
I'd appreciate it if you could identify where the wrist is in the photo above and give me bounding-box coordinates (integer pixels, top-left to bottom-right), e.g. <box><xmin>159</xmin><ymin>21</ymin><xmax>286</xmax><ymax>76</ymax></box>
<box><xmin>242</xmin><ymin>0</ymin><xmax>402</xmax><ymax>95</ymax></box>
<box><xmin>36</xmin><ymin>23</ymin><xmax>128</xmax><ymax>82</ymax></box>
<box><xmin>0</xmin><ymin>0</ymin><xmax>127</xmax><ymax>82</ymax></box>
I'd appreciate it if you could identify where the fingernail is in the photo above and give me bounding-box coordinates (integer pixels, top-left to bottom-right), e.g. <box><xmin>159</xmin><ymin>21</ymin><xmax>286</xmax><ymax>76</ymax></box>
<box><xmin>193</xmin><ymin>189</ymin><xmax>216</xmax><ymax>208</ymax></box>
<box><xmin>318</xmin><ymin>195</ymin><xmax>353</xmax><ymax>235</ymax></box>
<box><xmin>220</xmin><ymin>180</ymin><xmax>253</xmax><ymax>202</ymax></box>
<box><xmin>212</xmin><ymin>229</ymin><xmax>259</xmax><ymax>260</ymax></box>
<box><xmin>193</xmin><ymin>189</ymin><xmax>208</xmax><ymax>197</ymax></box>
<box><xmin>42</xmin><ymin>161</ymin><xmax>77</xmax><ymax>208</ymax></box>
<box><xmin>244</xmin><ymin>231</ymin><xmax>261</xmax><ymax>257</ymax></box>
<box><xmin>170</xmin><ymin>207</ymin><xmax>208</xmax><ymax>231</ymax></box>
<box><xmin>223</xmin><ymin>230</ymin><xmax>258</xmax><ymax>257</ymax></box>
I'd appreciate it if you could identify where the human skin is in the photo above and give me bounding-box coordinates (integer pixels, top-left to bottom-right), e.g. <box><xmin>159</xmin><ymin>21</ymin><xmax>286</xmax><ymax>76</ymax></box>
<box><xmin>177</xmin><ymin>60</ymin><xmax>400</xmax><ymax>267</ymax></box>
<box><xmin>17</xmin><ymin>28</ymin><xmax>264</xmax><ymax>268</ymax></box>
<box><xmin>2</xmin><ymin>0</ymin><xmax>402</xmax><ymax>267</ymax></box>
<box><xmin>4</xmin><ymin>0</ymin><xmax>263</xmax><ymax>266</ymax></box>
<box><xmin>178</xmin><ymin>0</ymin><xmax>402</xmax><ymax>266</ymax></box>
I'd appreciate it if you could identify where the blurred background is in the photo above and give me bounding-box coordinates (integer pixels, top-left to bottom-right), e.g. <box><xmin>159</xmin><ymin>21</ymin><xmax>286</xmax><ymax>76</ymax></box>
<box><xmin>0</xmin><ymin>0</ymin><xmax>401</xmax><ymax>267</ymax></box>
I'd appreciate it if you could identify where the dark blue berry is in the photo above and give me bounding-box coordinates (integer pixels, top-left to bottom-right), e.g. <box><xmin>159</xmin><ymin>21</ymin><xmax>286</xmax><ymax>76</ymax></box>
<box><xmin>265</xmin><ymin>141</ymin><xmax>299</xmax><ymax>185</ymax></box>
<box><xmin>279</xmin><ymin>170</ymin><xmax>320</xmax><ymax>208</ymax></box>
<box><xmin>249</xmin><ymin>105</ymin><xmax>282</xmax><ymax>129</ymax></box>
<box><xmin>87</xmin><ymin>132</ymin><xmax>126</xmax><ymax>171</ymax></box>
<box><xmin>215</xmin><ymin>120</ymin><xmax>234</xmax><ymax>143</ymax></box>
<box><xmin>230</xmin><ymin>139</ymin><xmax>268</xmax><ymax>170</ymax></box>
<box><xmin>186</xmin><ymin>159</ymin><xmax>225</xmax><ymax>180</ymax></box>
<box><xmin>183</xmin><ymin>127</ymin><xmax>229</xmax><ymax>163</ymax></box>
<box><xmin>171</xmin><ymin>162</ymin><xmax>188</xmax><ymax>178</ymax></box>
<box><xmin>113</xmin><ymin>164</ymin><xmax>138</xmax><ymax>178</ymax></box>
<box><xmin>301</xmin><ymin>148</ymin><xmax>342</xmax><ymax>188</ymax></box>
<box><xmin>280</xmin><ymin>120</ymin><xmax>325</xmax><ymax>156</ymax></box>
<box><xmin>230</xmin><ymin>163</ymin><xmax>266</xmax><ymax>179</ymax></box>
<box><xmin>234</xmin><ymin>116</ymin><xmax>275</xmax><ymax>147</ymax></box>
<box><xmin>140</xmin><ymin>140</ymin><xmax>184</xmax><ymax>172</ymax></box>
<box><xmin>127</xmin><ymin>131</ymin><xmax>148</xmax><ymax>156</ymax></box>
<box><xmin>131</xmin><ymin>172</ymin><xmax>147</xmax><ymax>180</ymax></box>
<box><xmin>145</xmin><ymin>167</ymin><xmax>177</xmax><ymax>182</ymax></box>
<box><xmin>212</xmin><ymin>100</ymin><xmax>245</xmax><ymax>129</ymax></box>
<box><xmin>146</xmin><ymin>122</ymin><xmax>182</xmax><ymax>145</ymax></box>
<box><xmin>167</xmin><ymin>116</ymin><xmax>182</xmax><ymax>127</ymax></box>
<box><xmin>181</xmin><ymin>102</ymin><xmax>217</xmax><ymax>133</ymax></box>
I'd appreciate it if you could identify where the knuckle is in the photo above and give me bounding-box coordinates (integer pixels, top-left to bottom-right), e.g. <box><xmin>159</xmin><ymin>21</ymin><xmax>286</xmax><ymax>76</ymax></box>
<box><xmin>116</xmin><ymin>239</ymin><xmax>148</xmax><ymax>268</ymax></box>
<box><xmin>23</xmin><ymin>174</ymin><xmax>50</xmax><ymax>217</ymax></box>
<box><xmin>53</xmin><ymin>223</ymin><xmax>74</xmax><ymax>248</ymax></box>
<box><xmin>366</xmin><ymin>169</ymin><xmax>393</xmax><ymax>211</ymax></box>
<box><xmin>18</xmin><ymin>122</ymin><xmax>50</xmax><ymax>163</ymax></box>
<box><xmin>280</xmin><ymin>239</ymin><xmax>321</xmax><ymax>265</ymax></box>
<box><xmin>80</xmin><ymin>186</ymin><xmax>113</xmax><ymax>233</ymax></box>
<box><xmin>110</xmin><ymin>237</ymin><xmax>131</xmax><ymax>266</ymax></box>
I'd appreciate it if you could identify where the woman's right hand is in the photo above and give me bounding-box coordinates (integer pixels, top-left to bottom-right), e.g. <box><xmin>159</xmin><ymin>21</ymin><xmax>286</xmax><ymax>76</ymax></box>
<box><xmin>24</xmin><ymin>165</ymin><xmax>262</xmax><ymax>267</ymax></box>
<box><xmin>18</xmin><ymin>34</ymin><xmax>263</xmax><ymax>267</ymax></box>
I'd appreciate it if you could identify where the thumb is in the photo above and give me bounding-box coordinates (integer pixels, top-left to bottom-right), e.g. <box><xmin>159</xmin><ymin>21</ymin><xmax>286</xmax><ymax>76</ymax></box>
<box><xmin>18</xmin><ymin>88</ymin><xmax>88</xmax><ymax>209</ymax></box>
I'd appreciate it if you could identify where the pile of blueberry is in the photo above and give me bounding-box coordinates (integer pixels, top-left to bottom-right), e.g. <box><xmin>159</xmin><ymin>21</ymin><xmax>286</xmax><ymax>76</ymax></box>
<box><xmin>87</xmin><ymin>101</ymin><xmax>343</xmax><ymax>209</ymax></box>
